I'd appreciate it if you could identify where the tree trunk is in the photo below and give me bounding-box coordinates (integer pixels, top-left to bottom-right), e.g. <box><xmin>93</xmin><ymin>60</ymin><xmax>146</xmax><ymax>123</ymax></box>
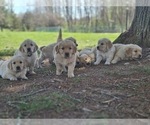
<box><xmin>113</xmin><ymin>5</ymin><xmax>150</xmax><ymax>48</ymax></box>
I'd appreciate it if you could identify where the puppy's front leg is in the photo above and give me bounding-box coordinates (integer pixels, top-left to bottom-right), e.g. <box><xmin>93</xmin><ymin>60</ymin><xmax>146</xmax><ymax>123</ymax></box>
<box><xmin>56</xmin><ymin>63</ymin><xmax>63</xmax><ymax>75</ymax></box>
<box><xmin>29</xmin><ymin>67</ymin><xmax>36</xmax><ymax>74</ymax></box>
<box><xmin>3</xmin><ymin>74</ymin><xmax>17</xmax><ymax>81</ymax></box>
<box><xmin>94</xmin><ymin>54</ymin><xmax>102</xmax><ymax>65</ymax></box>
<box><xmin>68</xmin><ymin>64</ymin><xmax>75</xmax><ymax>78</ymax></box>
<box><xmin>105</xmin><ymin>55</ymin><xmax>114</xmax><ymax>65</ymax></box>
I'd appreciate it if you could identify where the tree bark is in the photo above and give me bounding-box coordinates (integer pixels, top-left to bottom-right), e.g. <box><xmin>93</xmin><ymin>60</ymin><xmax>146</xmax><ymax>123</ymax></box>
<box><xmin>113</xmin><ymin>5</ymin><xmax>150</xmax><ymax>48</ymax></box>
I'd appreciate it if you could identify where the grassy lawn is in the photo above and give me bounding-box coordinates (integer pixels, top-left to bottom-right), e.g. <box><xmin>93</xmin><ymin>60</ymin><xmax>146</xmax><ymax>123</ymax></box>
<box><xmin>0</xmin><ymin>31</ymin><xmax>120</xmax><ymax>56</ymax></box>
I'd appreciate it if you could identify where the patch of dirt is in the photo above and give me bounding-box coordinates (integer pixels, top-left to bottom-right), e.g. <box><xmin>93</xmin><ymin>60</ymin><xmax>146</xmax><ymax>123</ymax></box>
<box><xmin>0</xmin><ymin>50</ymin><xmax>150</xmax><ymax>118</ymax></box>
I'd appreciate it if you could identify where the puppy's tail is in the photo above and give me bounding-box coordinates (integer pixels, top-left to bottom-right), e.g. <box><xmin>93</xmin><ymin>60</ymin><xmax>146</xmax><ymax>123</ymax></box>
<box><xmin>57</xmin><ymin>28</ymin><xmax>62</xmax><ymax>43</ymax></box>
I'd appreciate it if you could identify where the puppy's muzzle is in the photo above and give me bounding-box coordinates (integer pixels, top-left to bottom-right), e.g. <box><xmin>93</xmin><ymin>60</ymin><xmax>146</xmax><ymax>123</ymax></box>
<box><xmin>27</xmin><ymin>48</ymin><xmax>31</xmax><ymax>52</ymax></box>
<box><xmin>139</xmin><ymin>54</ymin><xmax>142</xmax><ymax>58</ymax></box>
<box><xmin>65</xmin><ymin>53</ymin><xmax>70</xmax><ymax>58</ymax></box>
<box><xmin>27</xmin><ymin>48</ymin><xmax>32</xmax><ymax>57</ymax></box>
<box><xmin>16</xmin><ymin>66</ymin><xmax>21</xmax><ymax>72</ymax></box>
<box><xmin>97</xmin><ymin>46</ymin><xmax>99</xmax><ymax>50</ymax></box>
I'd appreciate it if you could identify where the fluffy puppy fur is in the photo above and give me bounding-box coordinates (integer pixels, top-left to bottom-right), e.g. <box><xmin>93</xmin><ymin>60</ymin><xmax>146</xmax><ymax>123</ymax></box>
<box><xmin>14</xmin><ymin>39</ymin><xmax>38</xmax><ymax>74</ymax></box>
<box><xmin>37</xmin><ymin>29</ymin><xmax>78</xmax><ymax>68</ymax></box>
<box><xmin>111</xmin><ymin>44</ymin><xmax>142</xmax><ymax>64</ymax></box>
<box><xmin>77</xmin><ymin>48</ymin><xmax>95</xmax><ymax>66</ymax></box>
<box><xmin>53</xmin><ymin>39</ymin><xmax>77</xmax><ymax>78</ymax></box>
<box><xmin>94</xmin><ymin>38</ymin><xmax>116</xmax><ymax>65</ymax></box>
<box><xmin>0</xmin><ymin>56</ymin><xmax>28</xmax><ymax>81</ymax></box>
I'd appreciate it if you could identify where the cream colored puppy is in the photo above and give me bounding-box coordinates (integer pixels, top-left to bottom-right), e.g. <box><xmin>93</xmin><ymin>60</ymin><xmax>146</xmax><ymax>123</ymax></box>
<box><xmin>77</xmin><ymin>48</ymin><xmax>95</xmax><ymax>66</ymax></box>
<box><xmin>94</xmin><ymin>38</ymin><xmax>116</xmax><ymax>65</ymax></box>
<box><xmin>0</xmin><ymin>56</ymin><xmax>28</xmax><ymax>81</ymax></box>
<box><xmin>14</xmin><ymin>39</ymin><xmax>38</xmax><ymax>74</ymax></box>
<box><xmin>53</xmin><ymin>39</ymin><xmax>77</xmax><ymax>78</ymax></box>
<box><xmin>111</xmin><ymin>44</ymin><xmax>142</xmax><ymax>64</ymax></box>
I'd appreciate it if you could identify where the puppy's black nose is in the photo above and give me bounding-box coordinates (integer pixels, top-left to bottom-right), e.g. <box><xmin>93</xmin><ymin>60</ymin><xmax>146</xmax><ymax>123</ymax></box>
<box><xmin>97</xmin><ymin>46</ymin><xmax>99</xmax><ymax>50</ymax></box>
<box><xmin>16</xmin><ymin>66</ymin><xmax>21</xmax><ymax>71</ymax></box>
<box><xmin>87</xmin><ymin>63</ymin><xmax>91</xmax><ymax>65</ymax></box>
<box><xmin>27</xmin><ymin>48</ymin><xmax>31</xmax><ymax>52</ymax></box>
<box><xmin>65</xmin><ymin>53</ymin><xmax>69</xmax><ymax>58</ymax></box>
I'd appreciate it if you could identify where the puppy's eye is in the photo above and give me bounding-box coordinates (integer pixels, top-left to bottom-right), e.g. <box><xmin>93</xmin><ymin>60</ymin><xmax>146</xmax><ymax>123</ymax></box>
<box><xmin>62</xmin><ymin>47</ymin><xmax>64</xmax><ymax>50</ymax></box>
<box><xmin>85</xmin><ymin>58</ymin><xmax>88</xmax><ymax>61</ymax></box>
<box><xmin>24</xmin><ymin>44</ymin><xmax>26</xmax><ymax>47</ymax></box>
<box><xmin>13</xmin><ymin>62</ymin><xmax>16</xmax><ymax>65</ymax></box>
<box><xmin>101</xmin><ymin>43</ymin><xmax>104</xmax><ymax>45</ymax></box>
<box><xmin>69</xmin><ymin>47</ymin><xmax>72</xmax><ymax>50</ymax></box>
<box><xmin>30</xmin><ymin>43</ymin><xmax>33</xmax><ymax>46</ymax></box>
<box><xmin>135</xmin><ymin>50</ymin><xmax>137</xmax><ymax>53</ymax></box>
<box><xmin>20</xmin><ymin>61</ymin><xmax>22</xmax><ymax>64</ymax></box>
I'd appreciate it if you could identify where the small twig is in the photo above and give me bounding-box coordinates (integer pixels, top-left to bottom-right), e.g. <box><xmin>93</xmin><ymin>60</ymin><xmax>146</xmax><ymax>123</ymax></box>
<box><xmin>133</xmin><ymin>109</ymin><xmax>148</xmax><ymax>118</ymax></box>
<box><xmin>101</xmin><ymin>98</ymin><xmax>116</xmax><ymax>104</ymax></box>
<box><xmin>20</xmin><ymin>88</ymin><xmax>48</xmax><ymax>98</ymax></box>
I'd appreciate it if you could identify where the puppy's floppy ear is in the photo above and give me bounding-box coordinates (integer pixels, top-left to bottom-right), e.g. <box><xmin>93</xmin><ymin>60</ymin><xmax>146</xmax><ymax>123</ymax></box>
<box><xmin>106</xmin><ymin>40</ymin><xmax>112</xmax><ymax>50</ymax></box>
<box><xmin>33</xmin><ymin>43</ymin><xmax>38</xmax><ymax>52</ymax></box>
<box><xmin>19</xmin><ymin>44</ymin><xmax>25</xmax><ymax>53</ymax></box>
<box><xmin>55</xmin><ymin>44</ymin><xmax>60</xmax><ymax>54</ymax></box>
<box><xmin>125</xmin><ymin>47</ymin><xmax>133</xmax><ymax>57</ymax></box>
<box><xmin>72</xmin><ymin>45</ymin><xmax>77</xmax><ymax>54</ymax></box>
<box><xmin>8</xmin><ymin>60</ymin><xmax>13</xmax><ymax>70</ymax></box>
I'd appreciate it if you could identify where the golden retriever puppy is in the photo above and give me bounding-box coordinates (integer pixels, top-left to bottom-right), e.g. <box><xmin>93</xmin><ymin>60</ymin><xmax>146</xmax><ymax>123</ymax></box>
<box><xmin>0</xmin><ymin>56</ymin><xmax>28</xmax><ymax>81</ymax></box>
<box><xmin>94</xmin><ymin>38</ymin><xmax>116</xmax><ymax>65</ymax></box>
<box><xmin>111</xmin><ymin>44</ymin><xmax>142</xmax><ymax>64</ymax></box>
<box><xmin>53</xmin><ymin>39</ymin><xmax>77</xmax><ymax>78</ymax></box>
<box><xmin>37</xmin><ymin>29</ymin><xmax>78</xmax><ymax>68</ymax></box>
<box><xmin>14</xmin><ymin>39</ymin><xmax>38</xmax><ymax>74</ymax></box>
<box><xmin>77</xmin><ymin>48</ymin><xmax>95</xmax><ymax>66</ymax></box>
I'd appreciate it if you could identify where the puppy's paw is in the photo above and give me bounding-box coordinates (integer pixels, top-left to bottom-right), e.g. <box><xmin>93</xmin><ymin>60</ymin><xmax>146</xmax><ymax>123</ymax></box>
<box><xmin>68</xmin><ymin>73</ymin><xmax>74</xmax><ymax>78</ymax></box>
<box><xmin>56</xmin><ymin>70</ymin><xmax>62</xmax><ymax>75</ymax></box>
<box><xmin>22</xmin><ymin>76</ymin><xmax>28</xmax><ymax>80</ymax></box>
<box><xmin>105</xmin><ymin>62</ymin><xmax>110</xmax><ymax>65</ymax></box>
<box><xmin>111</xmin><ymin>60</ymin><xmax>117</xmax><ymax>64</ymax></box>
<box><xmin>94</xmin><ymin>62</ymin><xmax>99</xmax><ymax>65</ymax></box>
<box><xmin>30</xmin><ymin>71</ymin><xmax>36</xmax><ymax>75</ymax></box>
<box><xmin>10</xmin><ymin>77</ymin><xmax>17</xmax><ymax>81</ymax></box>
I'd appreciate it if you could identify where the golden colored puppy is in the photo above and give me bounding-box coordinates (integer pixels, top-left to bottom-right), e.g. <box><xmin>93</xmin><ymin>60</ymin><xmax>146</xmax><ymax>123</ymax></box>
<box><xmin>14</xmin><ymin>39</ymin><xmax>38</xmax><ymax>74</ymax></box>
<box><xmin>94</xmin><ymin>38</ymin><xmax>116</xmax><ymax>65</ymax></box>
<box><xmin>77</xmin><ymin>48</ymin><xmax>95</xmax><ymax>66</ymax></box>
<box><xmin>37</xmin><ymin>29</ymin><xmax>78</xmax><ymax>68</ymax></box>
<box><xmin>111</xmin><ymin>44</ymin><xmax>142</xmax><ymax>64</ymax></box>
<box><xmin>53</xmin><ymin>40</ymin><xmax>77</xmax><ymax>78</ymax></box>
<box><xmin>0</xmin><ymin>56</ymin><xmax>28</xmax><ymax>81</ymax></box>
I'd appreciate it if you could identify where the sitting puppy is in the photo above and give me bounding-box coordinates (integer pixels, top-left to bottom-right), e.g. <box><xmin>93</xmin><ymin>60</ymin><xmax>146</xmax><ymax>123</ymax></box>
<box><xmin>14</xmin><ymin>39</ymin><xmax>38</xmax><ymax>74</ymax></box>
<box><xmin>0</xmin><ymin>56</ymin><xmax>28</xmax><ymax>81</ymax></box>
<box><xmin>111</xmin><ymin>44</ymin><xmax>142</xmax><ymax>64</ymax></box>
<box><xmin>94</xmin><ymin>38</ymin><xmax>116</xmax><ymax>65</ymax></box>
<box><xmin>53</xmin><ymin>39</ymin><xmax>77</xmax><ymax>78</ymax></box>
<box><xmin>77</xmin><ymin>48</ymin><xmax>95</xmax><ymax>66</ymax></box>
<box><xmin>37</xmin><ymin>29</ymin><xmax>78</xmax><ymax>68</ymax></box>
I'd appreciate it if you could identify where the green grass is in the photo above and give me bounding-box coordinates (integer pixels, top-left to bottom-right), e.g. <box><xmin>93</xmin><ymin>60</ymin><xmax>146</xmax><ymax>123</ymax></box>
<box><xmin>17</xmin><ymin>92</ymin><xmax>79</xmax><ymax>117</ymax></box>
<box><xmin>0</xmin><ymin>31</ymin><xmax>120</xmax><ymax>56</ymax></box>
<box><xmin>134</xmin><ymin>66</ymin><xmax>150</xmax><ymax>75</ymax></box>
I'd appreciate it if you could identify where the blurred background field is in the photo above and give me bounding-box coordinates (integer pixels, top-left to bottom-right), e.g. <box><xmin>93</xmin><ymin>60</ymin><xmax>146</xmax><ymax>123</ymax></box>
<box><xmin>0</xmin><ymin>31</ymin><xmax>119</xmax><ymax>56</ymax></box>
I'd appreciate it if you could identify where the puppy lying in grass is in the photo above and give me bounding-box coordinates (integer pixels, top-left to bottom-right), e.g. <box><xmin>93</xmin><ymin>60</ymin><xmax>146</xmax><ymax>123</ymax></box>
<box><xmin>0</xmin><ymin>56</ymin><xmax>28</xmax><ymax>81</ymax></box>
<box><xmin>111</xmin><ymin>44</ymin><xmax>142</xmax><ymax>64</ymax></box>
